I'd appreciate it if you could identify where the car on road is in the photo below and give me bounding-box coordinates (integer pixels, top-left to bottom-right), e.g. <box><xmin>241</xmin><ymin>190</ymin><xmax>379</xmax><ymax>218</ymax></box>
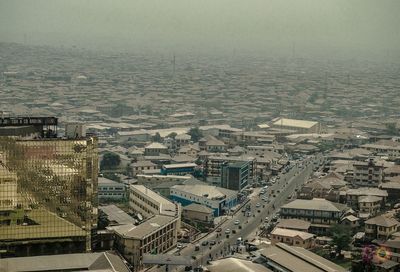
<box><xmin>201</xmin><ymin>240</ymin><xmax>209</xmax><ymax>246</ymax></box>
<box><xmin>234</xmin><ymin>220</ymin><xmax>240</xmax><ymax>225</ymax></box>
<box><xmin>265</xmin><ymin>216</ymin><xmax>269</xmax><ymax>222</ymax></box>
<box><xmin>246</xmin><ymin>211</ymin><xmax>251</xmax><ymax>217</ymax></box>
<box><xmin>225</xmin><ymin>229</ymin><xmax>231</xmax><ymax>234</ymax></box>
<box><xmin>262</xmin><ymin>197</ymin><xmax>268</xmax><ymax>202</ymax></box>
<box><xmin>216</xmin><ymin>227</ymin><xmax>222</xmax><ymax>232</ymax></box>
<box><xmin>260</xmin><ymin>189</ymin><xmax>265</xmax><ymax>195</ymax></box>
<box><xmin>195</xmin><ymin>245</ymin><xmax>200</xmax><ymax>251</ymax></box>
<box><xmin>256</xmin><ymin>203</ymin><xmax>261</xmax><ymax>208</ymax></box>
<box><xmin>177</xmin><ymin>243</ymin><xmax>184</xmax><ymax>249</ymax></box>
<box><xmin>210</xmin><ymin>240</ymin><xmax>216</xmax><ymax>246</ymax></box>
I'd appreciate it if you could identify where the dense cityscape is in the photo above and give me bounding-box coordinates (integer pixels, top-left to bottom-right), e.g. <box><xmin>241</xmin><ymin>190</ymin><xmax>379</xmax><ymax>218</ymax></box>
<box><xmin>1</xmin><ymin>1</ymin><xmax>400</xmax><ymax>272</ymax></box>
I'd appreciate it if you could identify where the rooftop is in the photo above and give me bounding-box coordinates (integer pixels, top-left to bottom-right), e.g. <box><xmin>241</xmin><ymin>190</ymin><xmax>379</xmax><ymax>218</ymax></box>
<box><xmin>172</xmin><ymin>184</ymin><xmax>237</xmax><ymax>200</ymax></box>
<box><xmin>130</xmin><ymin>185</ymin><xmax>177</xmax><ymax>216</ymax></box>
<box><xmin>365</xmin><ymin>215</ymin><xmax>399</xmax><ymax>227</ymax></box>
<box><xmin>271</xmin><ymin>227</ymin><xmax>314</xmax><ymax>240</ymax></box>
<box><xmin>282</xmin><ymin>198</ymin><xmax>348</xmax><ymax>212</ymax></box>
<box><xmin>0</xmin><ymin>252</ymin><xmax>130</xmax><ymax>272</ymax></box>
<box><xmin>272</xmin><ymin>118</ymin><xmax>319</xmax><ymax>129</ymax></box>
<box><xmin>99</xmin><ymin>205</ymin><xmax>136</xmax><ymax>225</ymax></box>
<box><xmin>109</xmin><ymin>215</ymin><xmax>176</xmax><ymax>239</ymax></box>
<box><xmin>260</xmin><ymin>243</ymin><xmax>347</xmax><ymax>272</ymax></box>
<box><xmin>183</xmin><ymin>203</ymin><xmax>214</xmax><ymax>214</ymax></box>
<box><xmin>276</xmin><ymin>219</ymin><xmax>311</xmax><ymax>231</ymax></box>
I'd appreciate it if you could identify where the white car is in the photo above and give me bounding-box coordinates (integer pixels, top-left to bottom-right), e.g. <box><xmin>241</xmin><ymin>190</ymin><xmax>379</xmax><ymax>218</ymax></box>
<box><xmin>177</xmin><ymin>243</ymin><xmax>183</xmax><ymax>249</ymax></box>
<box><xmin>225</xmin><ymin>229</ymin><xmax>231</xmax><ymax>234</ymax></box>
<box><xmin>234</xmin><ymin>220</ymin><xmax>240</xmax><ymax>225</ymax></box>
<box><xmin>255</xmin><ymin>203</ymin><xmax>261</xmax><ymax>208</ymax></box>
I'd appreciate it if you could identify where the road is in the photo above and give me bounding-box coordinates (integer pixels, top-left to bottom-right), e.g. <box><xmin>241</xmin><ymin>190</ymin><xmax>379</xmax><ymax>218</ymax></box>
<box><xmin>150</xmin><ymin>154</ymin><xmax>323</xmax><ymax>272</ymax></box>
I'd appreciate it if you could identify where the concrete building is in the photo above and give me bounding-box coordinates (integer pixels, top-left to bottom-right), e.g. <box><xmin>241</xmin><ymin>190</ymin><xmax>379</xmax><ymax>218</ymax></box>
<box><xmin>271</xmin><ymin>118</ymin><xmax>321</xmax><ymax>134</ymax></box>
<box><xmin>0</xmin><ymin>117</ymin><xmax>98</xmax><ymax>257</ymax></box>
<box><xmin>129</xmin><ymin>185</ymin><xmax>181</xmax><ymax>220</ymax></box>
<box><xmin>182</xmin><ymin>203</ymin><xmax>214</xmax><ymax>224</ymax></box>
<box><xmin>365</xmin><ymin>215</ymin><xmax>399</xmax><ymax>240</ymax></box>
<box><xmin>205</xmin><ymin>155</ymin><xmax>256</xmax><ymax>182</ymax></box>
<box><xmin>352</xmin><ymin>159</ymin><xmax>384</xmax><ymax>187</ymax></box>
<box><xmin>344</xmin><ymin>187</ymin><xmax>388</xmax><ymax>209</ymax></box>
<box><xmin>0</xmin><ymin>252</ymin><xmax>130</xmax><ymax>272</ymax></box>
<box><xmin>160</xmin><ymin>163</ymin><xmax>197</xmax><ymax>176</ymax></box>
<box><xmin>131</xmin><ymin>160</ymin><xmax>158</xmax><ymax>177</ymax></box>
<box><xmin>144</xmin><ymin>142</ymin><xmax>168</xmax><ymax>156</ymax></box>
<box><xmin>170</xmin><ymin>183</ymin><xmax>237</xmax><ymax>216</ymax></box>
<box><xmin>280</xmin><ymin>198</ymin><xmax>349</xmax><ymax>234</ymax></box>
<box><xmin>136</xmin><ymin>174</ymin><xmax>193</xmax><ymax>197</ymax></box>
<box><xmin>259</xmin><ymin>243</ymin><xmax>347</xmax><ymax>272</ymax></box>
<box><xmin>109</xmin><ymin>215</ymin><xmax>179</xmax><ymax>271</ymax></box>
<box><xmin>358</xmin><ymin>195</ymin><xmax>382</xmax><ymax>218</ymax></box>
<box><xmin>220</xmin><ymin>161</ymin><xmax>250</xmax><ymax>191</ymax></box>
<box><xmin>270</xmin><ymin>227</ymin><xmax>314</xmax><ymax>249</ymax></box>
<box><xmin>98</xmin><ymin>177</ymin><xmax>126</xmax><ymax>201</ymax></box>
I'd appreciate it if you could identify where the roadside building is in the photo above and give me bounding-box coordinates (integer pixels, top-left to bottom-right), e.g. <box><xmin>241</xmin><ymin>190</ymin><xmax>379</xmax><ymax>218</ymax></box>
<box><xmin>109</xmin><ymin>215</ymin><xmax>179</xmax><ymax>271</ymax></box>
<box><xmin>280</xmin><ymin>198</ymin><xmax>349</xmax><ymax>234</ymax></box>
<box><xmin>259</xmin><ymin>243</ymin><xmax>347</xmax><ymax>272</ymax></box>
<box><xmin>270</xmin><ymin>227</ymin><xmax>314</xmax><ymax>249</ymax></box>
<box><xmin>0</xmin><ymin>252</ymin><xmax>130</xmax><ymax>272</ymax></box>
<box><xmin>220</xmin><ymin>161</ymin><xmax>250</xmax><ymax>191</ymax></box>
<box><xmin>182</xmin><ymin>203</ymin><xmax>214</xmax><ymax>224</ymax></box>
<box><xmin>276</xmin><ymin>219</ymin><xmax>311</xmax><ymax>232</ymax></box>
<box><xmin>136</xmin><ymin>174</ymin><xmax>193</xmax><ymax>197</ymax></box>
<box><xmin>170</xmin><ymin>183</ymin><xmax>237</xmax><ymax>216</ymax></box>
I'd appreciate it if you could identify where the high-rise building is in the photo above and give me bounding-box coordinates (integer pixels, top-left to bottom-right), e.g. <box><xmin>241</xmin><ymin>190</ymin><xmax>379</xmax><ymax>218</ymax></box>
<box><xmin>0</xmin><ymin>117</ymin><xmax>98</xmax><ymax>257</ymax></box>
<box><xmin>220</xmin><ymin>161</ymin><xmax>250</xmax><ymax>191</ymax></box>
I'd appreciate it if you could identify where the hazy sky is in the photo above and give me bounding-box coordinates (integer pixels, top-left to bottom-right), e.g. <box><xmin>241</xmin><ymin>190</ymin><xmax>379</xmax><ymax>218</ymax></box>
<box><xmin>1</xmin><ymin>0</ymin><xmax>399</xmax><ymax>58</ymax></box>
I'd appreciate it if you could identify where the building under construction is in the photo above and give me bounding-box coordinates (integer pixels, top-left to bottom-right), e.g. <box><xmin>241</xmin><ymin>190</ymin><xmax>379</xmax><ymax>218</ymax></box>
<box><xmin>0</xmin><ymin>117</ymin><xmax>98</xmax><ymax>257</ymax></box>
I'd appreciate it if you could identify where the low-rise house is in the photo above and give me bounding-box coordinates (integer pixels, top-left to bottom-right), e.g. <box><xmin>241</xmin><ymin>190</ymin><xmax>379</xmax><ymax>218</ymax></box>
<box><xmin>341</xmin><ymin>215</ymin><xmax>360</xmax><ymax>229</ymax></box>
<box><xmin>344</xmin><ymin>187</ymin><xmax>388</xmax><ymax>209</ymax></box>
<box><xmin>270</xmin><ymin>227</ymin><xmax>314</xmax><ymax>249</ymax></box>
<box><xmin>144</xmin><ymin>142</ymin><xmax>168</xmax><ymax>156</ymax></box>
<box><xmin>131</xmin><ymin>160</ymin><xmax>158</xmax><ymax>177</ymax></box>
<box><xmin>380</xmin><ymin>179</ymin><xmax>400</xmax><ymax>204</ymax></box>
<box><xmin>365</xmin><ymin>215</ymin><xmax>399</xmax><ymax>240</ymax></box>
<box><xmin>182</xmin><ymin>203</ymin><xmax>214</xmax><ymax>224</ymax></box>
<box><xmin>276</xmin><ymin>219</ymin><xmax>311</xmax><ymax>232</ymax></box>
<box><xmin>280</xmin><ymin>198</ymin><xmax>349</xmax><ymax>235</ymax></box>
<box><xmin>359</xmin><ymin>195</ymin><xmax>382</xmax><ymax>218</ymax></box>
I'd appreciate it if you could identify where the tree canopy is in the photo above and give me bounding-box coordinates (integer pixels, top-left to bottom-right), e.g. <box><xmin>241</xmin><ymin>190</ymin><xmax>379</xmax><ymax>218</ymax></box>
<box><xmin>188</xmin><ymin>127</ymin><xmax>203</xmax><ymax>142</ymax></box>
<box><xmin>100</xmin><ymin>152</ymin><xmax>121</xmax><ymax>170</ymax></box>
<box><xmin>330</xmin><ymin>223</ymin><xmax>352</xmax><ymax>256</ymax></box>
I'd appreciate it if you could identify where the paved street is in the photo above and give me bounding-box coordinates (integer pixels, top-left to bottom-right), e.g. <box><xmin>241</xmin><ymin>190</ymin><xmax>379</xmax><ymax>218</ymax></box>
<box><xmin>149</xmin><ymin>154</ymin><xmax>323</xmax><ymax>272</ymax></box>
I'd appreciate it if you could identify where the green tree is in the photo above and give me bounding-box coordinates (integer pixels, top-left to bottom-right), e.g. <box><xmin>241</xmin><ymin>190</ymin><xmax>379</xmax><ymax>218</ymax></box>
<box><xmin>152</xmin><ymin>132</ymin><xmax>162</xmax><ymax>143</ymax></box>
<box><xmin>167</xmin><ymin>132</ymin><xmax>177</xmax><ymax>139</ymax></box>
<box><xmin>100</xmin><ymin>152</ymin><xmax>121</xmax><ymax>170</ymax></box>
<box><xmin>330</xmin><ymin>224</ymin><xmax>352</xmax><ymax>257</ymax></box>
<box><xmin>386</xmin><ymin>123</ymin><xmax>398</xmax><ymax>136</ymax></box>
<box><xmin>188</xmin><ymin>127</ymin><xmax>203</xmax><ymax>142</ymax></box>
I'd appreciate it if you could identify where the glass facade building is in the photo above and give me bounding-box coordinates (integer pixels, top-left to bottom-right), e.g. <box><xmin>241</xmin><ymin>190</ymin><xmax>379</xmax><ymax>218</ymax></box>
<box><xmin>0</xmin><ymin>136</ymin><xmax>98</xmax><ymax>257</ymax></box>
